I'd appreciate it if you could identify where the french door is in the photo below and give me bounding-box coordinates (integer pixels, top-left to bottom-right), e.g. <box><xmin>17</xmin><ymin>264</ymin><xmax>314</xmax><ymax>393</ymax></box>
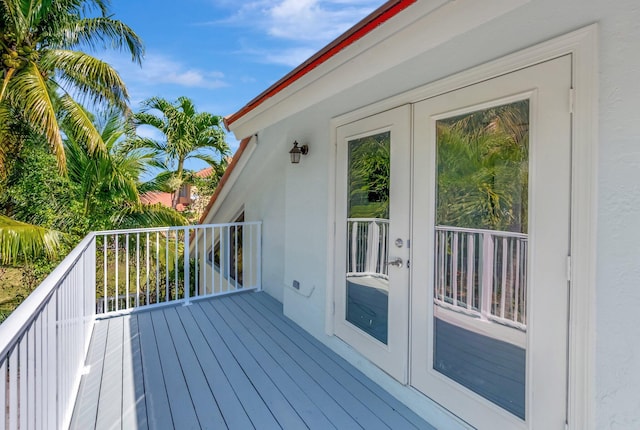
<box><xmin>334</xmin><ymin>56</ymin><xmax>571</xmax><ymax>428</ymax></box>
<box><xmin>334</xmin><ymin>105</ymin><xmax>411</xmax><ymax>383</ymax></box>
<box><xmin>411</xmin><ymin>55</ymin><xmax>572</xmax><ymax>429</ymax></box>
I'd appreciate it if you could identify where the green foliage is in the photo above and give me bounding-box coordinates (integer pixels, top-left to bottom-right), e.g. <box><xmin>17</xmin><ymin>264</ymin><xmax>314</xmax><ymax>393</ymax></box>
<box><xmin>436</xmin><ymin>100</ymin><xmax>529</xmax><ymax>232</ymax></box>
<box><xmin>129</xmin><ymin>96</ymin><xmax>230</xmax><ymax>209</ymax></box>
<box><xmin>0</xmin><ymin>0</ymin><xmax>144</xmax><ymax>172</ymax></box>
<box><xmin>348</xmin><ymin>132</ymin><xmax>390</xmax><ymax>219</ymax></box>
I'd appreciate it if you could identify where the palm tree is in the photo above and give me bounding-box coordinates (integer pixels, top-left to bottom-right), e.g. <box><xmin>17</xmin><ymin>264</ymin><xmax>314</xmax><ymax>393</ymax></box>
<box><xmin>0</xmin><ymin>0</ymin><xmax>143</xmax><ymax>264</ymax></box>
<box><xmin>0</xmin><ymin>0</ymin><xmax>144</xmax><ymax>173</ymax></box>
<box><xmin>131</xmin><ymin>96</ymin><xmax>230</xmax><ymax>209</ymax></box>
<box><xmin>63</xmin><ymin>110</ymin><xmax>188</xmax><ymax>231</ymax></box>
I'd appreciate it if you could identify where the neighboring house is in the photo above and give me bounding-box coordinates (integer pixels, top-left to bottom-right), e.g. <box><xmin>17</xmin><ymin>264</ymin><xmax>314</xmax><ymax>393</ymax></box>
<box><xmin>141</xmin><ymin>167</ymin><xmax>215</xmax><ymax>212</ymax></box>
<box><xmin>198</xmin><ymin>0</ymin><xmax>639</xmax><ymax>429</ymax></box>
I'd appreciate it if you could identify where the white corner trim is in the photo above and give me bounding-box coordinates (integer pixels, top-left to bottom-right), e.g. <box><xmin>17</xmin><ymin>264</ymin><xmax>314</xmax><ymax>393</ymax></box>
<box><xmin>326</xmin><ymin>24</ymin><xmax>598</xmax><ymax>429</ymax></box>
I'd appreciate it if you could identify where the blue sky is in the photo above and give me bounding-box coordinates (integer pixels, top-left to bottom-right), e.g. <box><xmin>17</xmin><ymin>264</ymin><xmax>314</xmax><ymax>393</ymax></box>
<box><xmin>99</xmin><ymin>0</ymin><xmax>381</xmax><ymax>170</ymax></box>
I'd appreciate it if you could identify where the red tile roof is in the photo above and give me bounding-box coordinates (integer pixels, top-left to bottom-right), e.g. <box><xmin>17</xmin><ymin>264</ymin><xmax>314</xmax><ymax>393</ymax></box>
<box><xmin>194</xmin><ymin>167</ymin><xmax>214</xmax><ymax>178</ymax></box>
<box><xmin>140</xmin><ymin>192</ymin><xmax>187</xmax><ymax>212</ymax></box>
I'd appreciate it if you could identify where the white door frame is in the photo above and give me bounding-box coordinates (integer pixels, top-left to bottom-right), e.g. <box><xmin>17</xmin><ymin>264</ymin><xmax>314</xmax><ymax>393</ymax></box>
<box><xmin>327</xmin><ymin>25</ymin><xmax>597</xmax><ymax>429</ymax></box>
<box><xmin>333</xmin><ymin>106</ymin><xmax>411</xmax><ymax>383</ymax></box>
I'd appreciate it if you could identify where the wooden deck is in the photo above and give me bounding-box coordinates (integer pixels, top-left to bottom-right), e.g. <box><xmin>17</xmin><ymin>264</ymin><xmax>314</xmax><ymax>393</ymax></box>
<box><xmin>70</xmin><ymin>292</ymin><xmax>434</xmax><ymax>429</ymax></box>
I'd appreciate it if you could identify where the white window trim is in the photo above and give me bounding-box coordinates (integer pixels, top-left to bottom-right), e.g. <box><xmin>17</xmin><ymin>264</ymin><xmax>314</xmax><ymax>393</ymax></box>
<box><xmin>326</xmin><ymin>24</ymin><xmax>598</xmax><ymax>430</ymax></box>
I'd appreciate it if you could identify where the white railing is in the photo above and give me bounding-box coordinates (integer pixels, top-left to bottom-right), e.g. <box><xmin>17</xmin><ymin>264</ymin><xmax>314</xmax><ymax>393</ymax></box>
<box><xmin>347</xmin><ymin>218</ymin><xmax>389</xmax><ymax>278</ymax></box>
<box><xmin>0</xmin><ymin>221</ymin><xmax>261</xmax><ymax>429</ymax></box>
<box><xmin>0</xmin><ymin>234</ymin><xmax>96</xmax><ymax>430</ymax></box>
<box><xmin>94</xmin><ymin>222</ymin><xmax>262</xmax><ymax>316</ymax></box>
<box><xmin>434</xmin><ymin>226</ymin><xmax>528</xmax><ymax>329</ymax></box>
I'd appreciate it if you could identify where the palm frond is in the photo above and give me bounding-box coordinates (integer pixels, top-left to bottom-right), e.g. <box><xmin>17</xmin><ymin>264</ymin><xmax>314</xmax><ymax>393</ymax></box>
<box><xmin>59</xmin><ymin>17</ymin><xmax>144</xmax><ymax>63</ymax></box>
<box><xmin>112</xmin><ymin>203</ymin><xmax>188</xmax><ymax>229</ymax></box>
<box><xmin>59</xmin><ymin>93</ymin><xmax>106</xmax><ymax>155</ymax></box>
<box><xmin>41</xmin><ymin>49</ymin><xmax>130</xmax><ymax>112</ymax></box>
<box><xmin>7</xmin><ymin>61</ymin><xmax>65</xmax><ymax>171</ymax></box>
<box><xmin>0</xmin><ymin>214</ymin><xmax>63</xmax><ymax>264</ymax></box>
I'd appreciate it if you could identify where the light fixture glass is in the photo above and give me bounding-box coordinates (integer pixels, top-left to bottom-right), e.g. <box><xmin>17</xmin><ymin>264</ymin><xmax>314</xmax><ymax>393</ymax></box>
<box><xmin>289</xmin><ymin>141</ymin><xmax>309</xmax><ymax>164</ymax></box>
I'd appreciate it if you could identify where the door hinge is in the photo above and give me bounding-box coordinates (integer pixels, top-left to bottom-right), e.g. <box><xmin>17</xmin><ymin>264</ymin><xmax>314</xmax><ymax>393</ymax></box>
<box><xmin>569</xmin><ymin>88</ymin><xmax>575</xmax><ymax>114</ymax></box>
<box><xmin>567</xmin><ymin>255</ymin><xmax>572</xmax><ymax>282</ymax></box>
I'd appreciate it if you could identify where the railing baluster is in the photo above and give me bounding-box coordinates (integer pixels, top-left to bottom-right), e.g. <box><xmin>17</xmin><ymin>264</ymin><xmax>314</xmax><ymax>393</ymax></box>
<box><xmin>452</xmin><ymin>232</ymin><xmax>459</xmax><ymax>307</ymax></box>
<box><xmin>0</xmin><ymin>359</ymin><xmax>5</xmax><ymax>429</ymax></box>
<box><xmin>115</xmin><ymin>235</ymin><xmax>119</xmax><ymax>312</ymax></box>
<box><xmin>165</xmin><ymin>232</ymin><xmax>169</xmax><ymax>302</ymax></box>
<box><xmin>210</xmin><ymin>227</ymin><xmax>215</xmax><ymax>295</ymax></box>
<box><xmin>500</xmin><ymin>237</ymin><xmax>508</xmax><ymax>319</ymax></box>
<box><xmin>126</xmin><ymin>234</ymin><xmax>130</xmax><ymax>309</ymax></box>
<box><xmin>136</xmin><ymin>233</ymin><xmax>140</xmax><ymax>308</ymax></box>
<box><xmin>235</xmin><ymin>225</ymin><xmax>239</xmax><ymax>290</ymax></box>
<box><xmin>195</xmin><ymin>227</ymin><xmax>199</xmax><ymax>296</ymax></box>
<box><xmin>175</xmin><ymin>230</ymin><xmax>179</xmax><ymax>300</ymax></box>
<box><xmin>103</xmin><ymin>236</ymin><xmax>107</xmax><ymax>314</ymax></box>
<box><xmin>156</xmin><ymin>232</ymin><xmax>160</xmax><ymax>304</ymax></box>
<box><xmin>146</xmin><ymin>232</ymin><xmax>150</xmax><ymax>305</ymax></box>
<box><xmin>27</xmin><ymin>325</ymin><xmax>36</xmax><ymax>429</ymax></box>
<box><xmin>467</xmin><ymin>234</ymin><xmax>474</xmax><ymax>310</ymax></box>
<box><xmin>184</xmin><ymin>228</ymin><xmax>191</xmax><ymax>305</ymax></box>
<box><xmin>9</xmin><ymin>346</ymin><xmax>18</xmax><ymax>430</ymax></box>
<box><xmin>19</xmin><ymin>337</ymin><xmax>27</xmax><ymax>430</ymax></box>
<box><xmin>203</xmin><ymin>227</ymin><xmax>208</xmax><ymax>294</ymax></box>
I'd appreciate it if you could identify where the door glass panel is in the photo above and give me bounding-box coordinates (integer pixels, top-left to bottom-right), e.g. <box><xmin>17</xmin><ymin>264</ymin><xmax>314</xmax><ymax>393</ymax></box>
<box><xmin>346</xmin><ymin>132</ymin><xmax>390</xmax><ymax>344</ymax></box>
<box><xmin>433</xmin><ymin>100</ymin><xmax>529</xmax><ymax>419</ymax></box>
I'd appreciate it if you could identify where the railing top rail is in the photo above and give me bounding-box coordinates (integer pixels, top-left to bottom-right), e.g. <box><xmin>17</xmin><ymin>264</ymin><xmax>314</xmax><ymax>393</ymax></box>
<box><xmin>436</xmin><ymin>225</ymin><xmax>528</xmax><ymax>239</ymax></box>
<box><xmin>0</xmin><ymin>232</ymin><xmax>96</xmax><ymax>359</ymax></box>
<box><xmin>347</xmin><ymin>218</ymin><xmax>390</xmax><ymax>223</ymax></box>
<box><xmin>94</xmin><ymin>221</ymin><xmax>262</xmax><ymax>236</ymax></box>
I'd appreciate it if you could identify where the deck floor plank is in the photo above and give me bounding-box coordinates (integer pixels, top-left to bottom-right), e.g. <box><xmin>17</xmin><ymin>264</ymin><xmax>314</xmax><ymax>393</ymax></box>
<box><xmin>162</xmin><ymin>307</ymin><xmax>228</xmax><ymax>428</ymax></box>
<box><xmin>72</xmin><ymin>292</ymin><xmax>435</xmax><ymax>430</ymax></box>
<box><xmin>222</xmin><ymin>296</ymin><xmax>376</xmax><ymax>429</ymax></box>
<box><xmin>148</xmin><ymin>309</ymin><xmax>201</xmax><ymax>429</ymax></box>
<box><xmin>69</xmin><ymin>319</ymin><xmax>108</xmax><ymax>430</ymax></box>
<box><xmin>246</xmin><ymin>292</ymin><xmax>433</xmax><ymax>430</ymax></box>
<box><xmin>94</xmin><ymin>317</ymin><xmax>124</xmax><ymax>430</ymax></box>
<box><xmin>212</xmin><ymin>298</ymin><xmax>337</xmax><ymax>430</ymax></box>
<box><xmin>174</xmin><ymin>305</ymin><xmax>258</xmax><ymax>430</ymax></box>
<box><xmin>122</xmin><ymin>315</ymin><xmax>148</xmax><ymax>430</ymax></box>
<box><xmin>199</xmin><ymin>301</ymin><xmax>309</xmax><ymax>429</ymax></box>
<box><xmin>185</xmin><ymin>304</ymin><xmax>281</xmax><ymax>429</ymax></box>
<box><xmin>136</xmin><ymin>312</ymin><xmax>174</xmax><ymax>429</ymax></box>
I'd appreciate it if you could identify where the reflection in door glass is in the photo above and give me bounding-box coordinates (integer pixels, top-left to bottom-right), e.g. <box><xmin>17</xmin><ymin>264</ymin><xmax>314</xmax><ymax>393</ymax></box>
<box><xmin>433</xmin><ymin>100</ymin><xmax>529</xmax><ymax>419</ymax></box>
<box><xmin>346</xmin><ymin>132</ymin><xmax>390</xmax><ymax>344</ymax></box>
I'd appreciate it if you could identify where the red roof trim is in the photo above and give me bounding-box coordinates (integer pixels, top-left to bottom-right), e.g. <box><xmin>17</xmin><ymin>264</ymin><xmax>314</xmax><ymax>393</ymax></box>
<box><xmin>198</xmin><ymin>136</ymin><xmax>252</xmax><ymax>224</ymax></box>
<box><xmin>225</xmin><ymin>0</ymin><xmax>417</xmax><ymax>127</ymax></box>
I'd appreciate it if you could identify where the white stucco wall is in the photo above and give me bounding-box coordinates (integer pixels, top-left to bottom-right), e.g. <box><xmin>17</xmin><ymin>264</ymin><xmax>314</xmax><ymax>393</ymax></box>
<box><xmin>211</xmin><ymin>0</ymin><xmax>640</xmax><ymax>427</ymax></box>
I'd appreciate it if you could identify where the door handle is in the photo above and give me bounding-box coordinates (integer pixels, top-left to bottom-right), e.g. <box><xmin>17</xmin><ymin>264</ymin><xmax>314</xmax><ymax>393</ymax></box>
<box><xmin>387</xmin><ymin>257</ymin><xmax>403</xmax><ymax>268</ymax></box>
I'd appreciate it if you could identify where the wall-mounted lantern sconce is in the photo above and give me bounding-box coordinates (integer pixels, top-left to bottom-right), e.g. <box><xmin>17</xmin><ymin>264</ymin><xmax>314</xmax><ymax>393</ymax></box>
<box><xmin>289</xmin><ymin>141</ymin><xmax>309</xmax><ymax>164</ymax></box>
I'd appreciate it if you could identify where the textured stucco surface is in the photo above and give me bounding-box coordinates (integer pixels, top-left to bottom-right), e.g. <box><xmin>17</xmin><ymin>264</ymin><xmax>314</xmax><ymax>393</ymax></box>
<box><xmin>211</xmin><ymin>0</ymin><xmax>640</xmax><ymax>427</ymax></box>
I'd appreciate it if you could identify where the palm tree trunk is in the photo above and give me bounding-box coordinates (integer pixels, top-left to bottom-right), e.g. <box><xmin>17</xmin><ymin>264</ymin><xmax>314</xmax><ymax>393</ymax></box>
<box><xmin>171</xmin><ymin>158</ymin><xmax>185</xmax><ymax>209</ymax></box>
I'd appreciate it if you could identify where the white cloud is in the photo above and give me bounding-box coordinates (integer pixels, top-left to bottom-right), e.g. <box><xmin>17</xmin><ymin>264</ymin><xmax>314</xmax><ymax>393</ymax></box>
<box><xmin>137</xmin><ymin>55</ymin><xmax>227</xmax><ymax>89</ymax></box>
<box><xmin>205</xmin><ymin>0</ymin><xmax>380</xmax><ymax>66</ymax></box>
<box><xmin>104</xmin><ymin>52</ymin><xmax>228</xmax><ymax>91</ymax></box>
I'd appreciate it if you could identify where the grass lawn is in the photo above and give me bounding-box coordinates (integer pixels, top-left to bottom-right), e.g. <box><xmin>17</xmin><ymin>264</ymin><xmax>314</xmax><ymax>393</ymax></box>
<box><xmin>0</xmin><ymin>266</ymin><xmax>33</xmax><ymax>322</ymax></box>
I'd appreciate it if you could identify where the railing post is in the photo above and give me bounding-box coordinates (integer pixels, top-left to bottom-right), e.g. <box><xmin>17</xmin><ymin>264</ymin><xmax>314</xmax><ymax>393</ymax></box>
<box><xmin>183</xmin><ymin>227</ymin><xmax>191</xmax><ymax>306</ymax></box>
<box><xmin>480</xmin><ymin>232</ymin><xmax>494</xmax><ymax>320</ymax></box>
